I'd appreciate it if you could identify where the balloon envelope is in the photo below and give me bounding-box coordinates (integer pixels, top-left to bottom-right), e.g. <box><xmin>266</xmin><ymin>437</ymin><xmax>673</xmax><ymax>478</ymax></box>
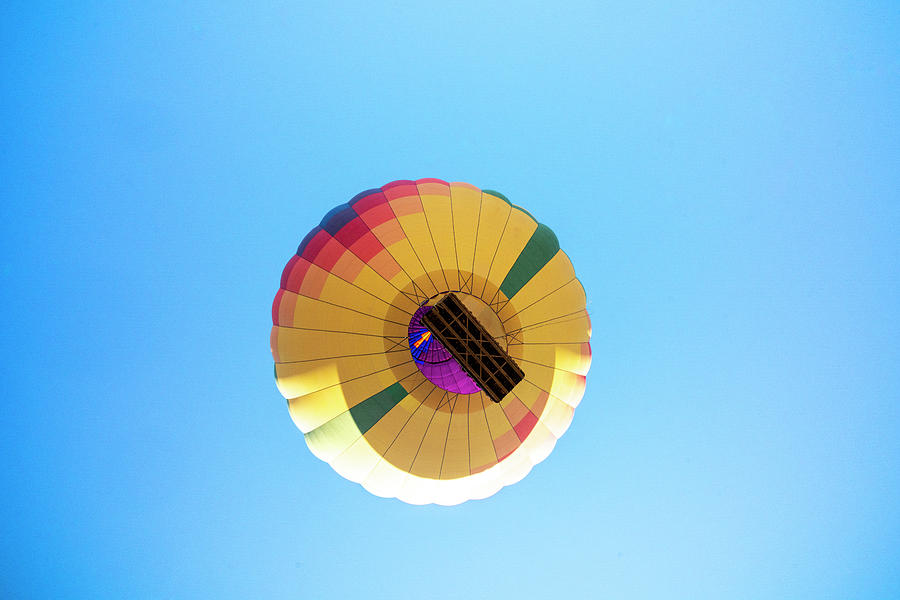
<box><xmin>271</xmin><ymin>179</ymin><xmax>591</xmax><ymax>504</ymax></box>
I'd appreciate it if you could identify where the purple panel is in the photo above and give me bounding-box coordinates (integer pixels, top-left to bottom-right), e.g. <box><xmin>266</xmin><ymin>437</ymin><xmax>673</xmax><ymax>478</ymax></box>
<box><xmin>408</xmin><ymin>306</ymin><xmax>481</xmax><ymax>395</ymax></box>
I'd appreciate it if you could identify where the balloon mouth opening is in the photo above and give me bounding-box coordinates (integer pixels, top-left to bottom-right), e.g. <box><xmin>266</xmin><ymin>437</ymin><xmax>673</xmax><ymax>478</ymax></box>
<box><xmin>408</xmin><ymin>304</ymin><xmax>482</xmax><ymax>394</ymax></box>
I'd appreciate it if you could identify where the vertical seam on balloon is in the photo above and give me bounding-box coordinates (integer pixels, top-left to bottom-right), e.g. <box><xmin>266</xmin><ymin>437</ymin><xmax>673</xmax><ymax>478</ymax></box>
<box><xmin>469</xmin><ymin>192</ymin><xmax>484</xmax><ymax>293</ymax></box>
<box><xmin>416</xmin><ymin>183</ymin><xmax>452</xmax><ymax>292</ymax></box>
<box><xmin>330</xmin><ymin>373</ymin><xmax>430</xmax><ymax>483</ymax></box>
<box><xmin>449</xmin><ymin>187</ymin><xmax>460</xmax><ymax>290</ymax></box>
<box><xmin>466</xmin><ymin>393</ymin><xmax>472</xmax><ymax>476</ymax></box>
<box><xmin>481</xmin><ymin>206</ymin><xmax>512</xmax><ymax>300</ymax></box>
<box><xmin>517</xmin><ymin>379</ymin><xmax>550</xmax><ymax>420</ymax></box>
<box><xmin>408</xmin><ymin>390</ymin><xmax>446</xmax><ymax>477</ymax></box>
<box><xmin>485</xmin><ymin>207</ymin><xmax>528</xmax><ymax>307</ymax></box>
<box><xmin>376</xmin><ymin>381</ymin><xmax>436</xmax><ymax>473</ymax></box>
<box><xmin>438</xmin><ymin>393</ymin><xmax>458</xmax><ymax>480</ymax></box>
<box><xmin>479</xmin><ymin>392</ymin><xmax>500</xmax><ymax>465</ymax></box>
<box><xmin>357</xmin><ymin>377</ymin><xmax>431</xmax><ymax>478</ymax></box>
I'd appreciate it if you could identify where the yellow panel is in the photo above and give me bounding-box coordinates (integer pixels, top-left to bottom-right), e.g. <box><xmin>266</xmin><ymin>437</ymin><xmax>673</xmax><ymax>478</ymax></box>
<box><xmin>278</xmin><ymin>352</ymin><xmax>404</xmax><ymax>412</ymax></box>
<box><xmin>279</xmin><ymin>294</ymin><xmax>400</xmax><ymax>335</ymax></box>
<box><xmin>342</xmin><ymin>362</ymin><xmax>421</xmax><ymax>411</ymax></box>
<box><xmin>396</xmin><ymin>213</ymin><xmax>448</xmax><ymax>291</ymax></box>
<box><xmin>508</xmin><ymin>383</ymin><xmax>541</xmax><ymax>415</ymax></box>
<box><xmin>409</xmin><ymin>398</ymin><xmax>453</xmax><ymax>479</ymax></box>
<box><xmin>485</xmin><ymin>208</ymin><xmax>538</xmax><ymax>304</ymax></box>
<box><xmin>284</xmin><ymin>363</ymin><xmax>414</xmax><ymax>433</ymax></box>
<box><xmin>508</xmin><ymin>341</ymin><xmax>592</xmax><ymax>376</ymax></box>
<box><xmin>418</xmin><ymin>181</ymin><xmax>459</xmax><ymax>290</ymax></box>
<box><xmin>362</xmin><ymin>393</ymin><xmax>423</xmax><ymax>455</ymax></box>
<box><xmin>273</xmin><ymin>327</ymin><xmax>401</xmax><ymax>364</ymax></box>
<box><xmin>517</xmin><ymin>310</ymin><xmax>592</xmax><ymax>345</ymax></box>
<box><xmin>349</xmin><ymin>264</ymin><xmax>420</xmax><ymax>315</ymax></box>
<box><xmin>485</xmin><ymin>401</ymin><xmax>520</xmax><ymax>460</ymax></box>
<box><xmin>449</xmin><ymin>183</ymin><xmax>482</xmax><ymax>283</ymax></box>
<box><xmin>523</xmin><ymin>361</ymin><xmax>587</xmax><ymax>408</ymax></box>
<box><xmin>472</xmin><ymin>193</ymin><xmax>512</xmax><ymax>294</ymax></box>
<box><xmin>484</xmin><ymin>401</ymin><xmax>514</xmax><ymax>441</ymax></box>
<box><xmin>317</xmin><ymin>275</ymin><xmax>403</xmax><ymax>320</ymax></box>
<box><xmin>499</xmin><ymin>251</ymin><xmax>577</xmax><ymax>323</ymax></box>
<box><xmin>383</xmin><ymin>388</ymin><xmax>442</xmax><ymax>473</ymax></box>
<box><xmin>380</xmin><ymin>236</ymin><xmax>440</xmax><ymax>298</ymax></box>
<box><xmin>276</xmin><ymin>349</ymin><xmax>404</xmax><ymax>396</ymax></box>
<box><xmin>440</xmin><ymin>395</ymin><xmax>471</xmax><ymax>479</ymax></box>
<box><xmin>513</xmin><ymin>279</ymin><xmax>586</xmax><ymax>329</ymax></box>
<box><xmin>468</xmin><ymin>394</ymin><xmax>499</xmax><ymax>472</ymax></box>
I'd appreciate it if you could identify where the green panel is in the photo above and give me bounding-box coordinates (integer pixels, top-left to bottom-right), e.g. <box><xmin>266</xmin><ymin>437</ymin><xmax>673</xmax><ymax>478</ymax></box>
<box><xmin>499</xmin><ymin>224</ymin><xmax>560</xmax><ymax>299</ymax></box>
<box><xmin>350</xmin><ymin>382</ymin><xmax>408</xmax><ymax>434</ymax></box>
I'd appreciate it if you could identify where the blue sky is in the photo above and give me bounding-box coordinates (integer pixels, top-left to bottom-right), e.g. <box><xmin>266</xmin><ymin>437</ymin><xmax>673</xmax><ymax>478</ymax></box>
<box><xmin>2</xmin><ymin>2</ymin><xmax>898</xmax><ymax>598</ymax></box>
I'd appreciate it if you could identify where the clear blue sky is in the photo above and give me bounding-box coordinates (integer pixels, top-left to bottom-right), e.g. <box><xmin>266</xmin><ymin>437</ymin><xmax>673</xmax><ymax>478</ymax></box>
<box><xmin>2</xmin><ymin>2</ymin><xmax>898</xmax><ymax>598</ymax></box>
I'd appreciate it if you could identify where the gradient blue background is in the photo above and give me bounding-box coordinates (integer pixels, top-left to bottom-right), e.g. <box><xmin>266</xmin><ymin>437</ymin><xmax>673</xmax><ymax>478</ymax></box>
<box><xmin>2</xmin><ymin>2</ymin><xmax>898</xmax><ymax>598</ymax></box>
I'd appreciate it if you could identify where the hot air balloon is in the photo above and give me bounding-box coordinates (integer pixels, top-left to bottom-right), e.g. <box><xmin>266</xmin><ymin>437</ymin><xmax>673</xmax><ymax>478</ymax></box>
<box><xmin>271</xmin><ymin>179</ymin><xmax>591</xmax><ymax>505</ymax></box>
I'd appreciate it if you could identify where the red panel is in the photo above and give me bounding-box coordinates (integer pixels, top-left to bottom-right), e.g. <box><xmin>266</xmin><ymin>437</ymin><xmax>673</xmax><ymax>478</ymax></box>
<box><xmin>300</xmin><ymin>229</ymin><xmax>331</xmax><ymax>261</ymax></box>
<box><xmin>351</xmin><ymin>190</ymin><xmax>388</xmax><ymax>214</ymax></box>
<box><xmin>349</xmin><ymin>231</ymin><xmax>384</xmax><ymax>263</ymax></box>
<box><xmin>282</xmin><ymin>256</ymin><xmax>312</xmax><ymax>292</ymax></box>
<box><xmin>358</xmin><ymin>202</ymin><xmax>396</xmax><ymax>228</ymax></box>
<box><xmin>280</xmin><ymin>255</ymin><xmax>299</xmax><ymax>289</ymax></box>
<box><xmin>382</xmin><ymin>179</ymin><xmax>417</xmax><ymax>191</ymax></box>
<box><xmin>513</xmin><ymin>411</ymin><xmax>538</xmax><ymax>441</ymax></box>
<box><xmin>334</xmin><ymin>216</ymin><xmax>370</xmax><ymax>247</ymax></box>
<box><xmin>314</xmin><ymin>237</ymin><xmax>346</xmax><ymax>271</ymax></box>
<box><xmin>277</xmin><ymin>291</ymin><xmax>297</xmax><ymax>327</ymax></box>
<box><xmin>382</xmin><ymin>182</ymin><xmax>419</xmax><ymax>201</ymax></box>
<box><xmin>272</xmin><ymin>288</ymin><xmax>285</xmax><ymax>325</ymax></box>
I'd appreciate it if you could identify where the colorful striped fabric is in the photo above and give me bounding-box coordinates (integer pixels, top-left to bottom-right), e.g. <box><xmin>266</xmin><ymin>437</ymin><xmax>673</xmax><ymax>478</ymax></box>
<box><xmin>271</xmin><ymin>179</ymin><xmax>591</xmax><ymax>505</ymax></box>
